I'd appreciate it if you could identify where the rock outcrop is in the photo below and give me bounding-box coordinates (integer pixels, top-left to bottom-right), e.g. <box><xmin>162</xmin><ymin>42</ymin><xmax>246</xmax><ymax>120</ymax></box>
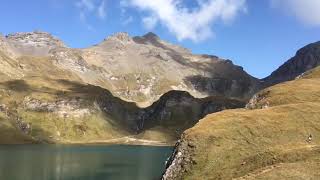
<box><xmin>5</xmin><ymin>31</ymin><xmax>66</xmax><ymax>56</ymax></box>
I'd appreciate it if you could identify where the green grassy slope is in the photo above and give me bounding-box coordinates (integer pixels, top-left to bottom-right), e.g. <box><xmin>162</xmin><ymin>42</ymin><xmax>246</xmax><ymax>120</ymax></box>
<box><xmin>0</xmin><ymin>77</ymin><xmax>130</xmax><ymax>144</ymax></box>
<box><xmin>0</xmin><ymin>51</ymin><xmax>246</xmax><ymax>145</ymax></box>
<box><xmin>164</xmin><ymin>66</ymin><xmax>320</xmax><ymax>180</ymax></box>
<box><xmin>0</xmin><ymin>76</ymin><xmax>244</xmax><ymax>144</ymax></box>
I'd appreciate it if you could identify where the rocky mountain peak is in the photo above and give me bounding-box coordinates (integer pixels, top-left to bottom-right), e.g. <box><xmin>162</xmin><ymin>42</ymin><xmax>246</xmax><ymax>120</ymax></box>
<box><xmin>104</xmin><ymin>32</ymin><xmax>132</xmax><ymax>43</ymax></box>
<box><xmin>143</xmin><ymin>32</ymin><xmax>159</xmax><ymax>41</ymax></box>
<box><xmin>131</xmin><ymin>32</ymin><xmax>190</xmax><ymax>54</ymax></box>
<box><xmin>2</xmin><ymin>31</ymin><xmax>66</xmax><ymax>57</ymax></box>
<box><xmin>0</xmin><ymin>30</ymin><xmax>260</xmax><ymax>104</ymax></box>
<box><xmin>263</xmin><ymin>41</ymin><xmax>320</xmax><ymax>87</ymax></box>
<box><xmin>5</xmin><ymin>31</ymin><xmax>66</xmax><ymax>47</ymax></box>
<box><xmin>296</xmin><ymin>41</ymin><xmax>320</xmax><ymax>57</ymax></box>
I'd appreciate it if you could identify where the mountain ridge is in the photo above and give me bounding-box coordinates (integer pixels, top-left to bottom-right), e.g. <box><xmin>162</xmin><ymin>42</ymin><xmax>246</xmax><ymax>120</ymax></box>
<box><xmin>262</xmin><ymin>41</ymin><xmax>320</xmax><ymax>87</ymax></box>
<box><xmin>0</xmin><ymin>31</ymin><xmax>319</xmax><ymax>146</ymax></box>
<box><xmin>0</xmin><ymin>31</ymin><xmax>260</xmax><ymax>106</ymax></box>
<box><xmin>0</xmin><ymin>31</ymin><xmax>253</xmax><ymax>144</ymax></box>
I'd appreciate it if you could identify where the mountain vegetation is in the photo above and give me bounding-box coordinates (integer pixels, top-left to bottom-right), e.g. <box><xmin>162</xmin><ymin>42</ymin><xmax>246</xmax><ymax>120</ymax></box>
<box><xmin>163</xmin><ymin>66</ymin><xmax>320</xmax><ymax>179</ymax></box>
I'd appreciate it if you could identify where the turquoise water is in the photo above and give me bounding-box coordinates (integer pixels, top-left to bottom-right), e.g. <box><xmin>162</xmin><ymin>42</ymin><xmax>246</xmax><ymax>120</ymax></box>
<box><xmin>0</xmin><ymin>144</ymin><xmax>173</xmax><ymax>180</ymax></box>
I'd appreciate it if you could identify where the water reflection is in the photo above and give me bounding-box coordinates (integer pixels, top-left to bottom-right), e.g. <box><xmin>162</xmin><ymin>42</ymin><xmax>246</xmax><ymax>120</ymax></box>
<box><xmin>0</xmin><ymin>144</ymin><xmax>173</xmax><ymax>180</ymax></box>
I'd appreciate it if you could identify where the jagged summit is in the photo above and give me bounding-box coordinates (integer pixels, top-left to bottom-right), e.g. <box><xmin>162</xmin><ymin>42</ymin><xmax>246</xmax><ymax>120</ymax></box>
<box><xmin>104</xmin><ymin>32</ymin><xmax>132</xmax><ymax>43</ymax></box>
<box><xmin>143</xmin><ymin>32</ymin><xmax>159</xmax><ymax>40</ymax></box>
<box><xmin>2</xmin><ymin>31</ymin><xmax>66</xmax><ymax>57</ymax></box>
<box><xmin>133</xmin><ymin>32</ymin><xmax>160</xmax><ymax>44</ymax></box>
<box><xmin>5</xmin><ymin>31</ymin><xmax>65</xmax><ymax>47</ymax></box>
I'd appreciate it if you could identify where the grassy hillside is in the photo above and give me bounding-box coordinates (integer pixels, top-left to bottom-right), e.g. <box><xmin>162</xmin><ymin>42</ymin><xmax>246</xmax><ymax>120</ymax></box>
<box><xmin>0</xmin><ymin>77</ymin><xmax>130</xmax><ymax>144</ymax></box>
<box><xmin>164</xmin><ymin>66</ymin><xmax>320</xmax><ymax>180</ymax></box>
<box><xmin>0</xmin><ymin>74</ymin><xmax>244</xmax><ymax>144</ymax></box>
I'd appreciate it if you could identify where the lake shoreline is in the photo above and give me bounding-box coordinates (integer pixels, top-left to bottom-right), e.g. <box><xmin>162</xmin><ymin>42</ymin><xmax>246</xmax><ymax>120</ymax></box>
<box><xmin>0</xmin><ymin>136</ymin><xmax>176</xmax><ymax>147</ymax></box>
<box><xmin>62</xmin><ymin>137</ymin><xmax>176</xmax><ymax>147</ymax></box>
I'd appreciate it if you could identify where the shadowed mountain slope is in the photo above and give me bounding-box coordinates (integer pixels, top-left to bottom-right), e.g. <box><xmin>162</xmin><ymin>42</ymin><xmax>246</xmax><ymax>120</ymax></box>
<box><xmin>262</xmin><ymin>41</ymin><xmax>320</xmax><ymax>87</ymax></box>
<box><xmin>0</xmin><ymin>76</ymin><xmax>243</xmax><ymax>144</ymax></box>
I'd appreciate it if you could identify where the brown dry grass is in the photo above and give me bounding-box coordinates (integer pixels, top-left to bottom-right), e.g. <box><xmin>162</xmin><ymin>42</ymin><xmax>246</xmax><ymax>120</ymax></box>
<box><xmin>175</xmin><ymin>67</ymin><xmax>320</xmax><ymax>180</ymax></box>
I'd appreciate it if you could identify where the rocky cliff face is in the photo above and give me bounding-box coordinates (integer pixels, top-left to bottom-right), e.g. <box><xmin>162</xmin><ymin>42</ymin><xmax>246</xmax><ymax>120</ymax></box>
<box><xmin>262</xmin><ymin>41</ymin><xmax>320</xmax><ymax>87</ymax></box>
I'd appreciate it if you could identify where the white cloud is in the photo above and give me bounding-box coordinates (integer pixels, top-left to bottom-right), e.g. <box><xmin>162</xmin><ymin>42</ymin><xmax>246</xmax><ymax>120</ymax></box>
<box><xmin>75</xmin><ymin>0</ymin><xmax>107</xmax><ymax>30</ymax></box>
<box><xmin>271</xmin><ymin>0</ymin><xmax>320</xmax><ymax>26</ymax></box>
<box><xmin>142</xmin><ymin>16</ymin><xmax>158</xmax><ymax>30</ymax></box>
<box><xmin>98</xmin><ymin>0</ymin><xmax>107</xmax><ymax>19</ymax></box>
<box><xmin>121</xmin><ymin>0</ymin><xmax>246</xmax><ymax>42</ymax></box>
<box><xmin>76</xmin><ymin>0</ymin><xmax>95</xmax><ymax>11</ymax></box>
<box><xmin>122</xmin><ymin>16</ymin><xmax>134</xmax><ymax>26</ymax></box>
<box><xmin>120</xmin><ymin>0</ymin><xmax>135</xmax><ymax>26</ymax></box>
<box><xmin>79</xmin><ymin>9</ymin><xmax>95</xmax><ymax>31</ymax></box>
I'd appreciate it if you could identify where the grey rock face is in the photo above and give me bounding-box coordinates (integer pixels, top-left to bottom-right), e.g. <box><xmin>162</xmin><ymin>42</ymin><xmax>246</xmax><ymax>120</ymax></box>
<box><xmin>23</xmin><ymin>97</ymin><xmax>91</xmax><ymax>118</ymax></box>
<box><xmin>245</xmin><ymin>90</ymin><xmax>270</xmax><ymax>109</ymax></box>
<box><xmin>4</xmin><ymin>31</ymin><xmax>66</xmax><ymax>56</ymax></box>
<box><xmin>162</xmin><ymin>138</ymin><xmax>195</xmax><ymax>180</ymax></box>
<box><xmin>96</xmin><ymin>88</ymin><xmax>244</xmax><ymax>134</ymax></box>
<box><xmin>263</xmin><ymin>41</ymin><xmax>320</xmax><ymax>87</ymax></box>
<box><xmin>104</xmin><ymin>32</ymin><xmax>133</xmax><ymax>43</ymax></box>
<box><xmin>6</xmin><ymin>31</ymin><xmax>65</xmax><ymax>47</ymax></box>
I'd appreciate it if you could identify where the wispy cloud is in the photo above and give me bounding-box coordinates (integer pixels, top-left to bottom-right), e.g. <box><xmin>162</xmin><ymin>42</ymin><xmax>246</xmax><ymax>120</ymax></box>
<box><xmin>122</xmin><ymin>16</ymin><xmax>134</xmax><ymax>26</ymax></box>
<box><xmin>271</xmin><ymin>0</ymin><xmax>320</xmax><ymax>26</ymax></box>
<box><xmin>76</xmin><ymin>0</ymin><xmax>95</xmax><ymax>11</ymax></box>
<box><xmin>142</xmin><ymin>16</ymin><xmax>157</xmax><ymax>30</ymax></box>
<box><xmin>121</xmin><ymin>0</ymin><xmax>246</xmax><ymax>42</ymax></box>
<box><xmin>79</xmin><ymin>11</ymin><xmax>95</xmax><ymax>31</ymax></box>
<box><xmin>75</xmin><ymin>0</ymin><xmax>107</xmax><ymax>30</ymax></box>
<box><xmin>98</xmin><ymin>0</ymin><xmax>107</xmax><ymax>19</ymax></box>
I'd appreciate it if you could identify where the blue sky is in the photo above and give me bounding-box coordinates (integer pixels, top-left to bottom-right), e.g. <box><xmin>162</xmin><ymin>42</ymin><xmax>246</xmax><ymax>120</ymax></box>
<box><xmin>0</xmin><ymin>0</ymin><xmax>319</xmax><ymax>78</ymax></box>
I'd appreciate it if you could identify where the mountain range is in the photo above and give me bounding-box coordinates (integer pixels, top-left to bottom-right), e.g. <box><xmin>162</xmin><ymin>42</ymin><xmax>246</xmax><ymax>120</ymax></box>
<box><xmin>0</xmin><ymin>31</ymin><xmax>319</xmax><ymax>148</ymax></box>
